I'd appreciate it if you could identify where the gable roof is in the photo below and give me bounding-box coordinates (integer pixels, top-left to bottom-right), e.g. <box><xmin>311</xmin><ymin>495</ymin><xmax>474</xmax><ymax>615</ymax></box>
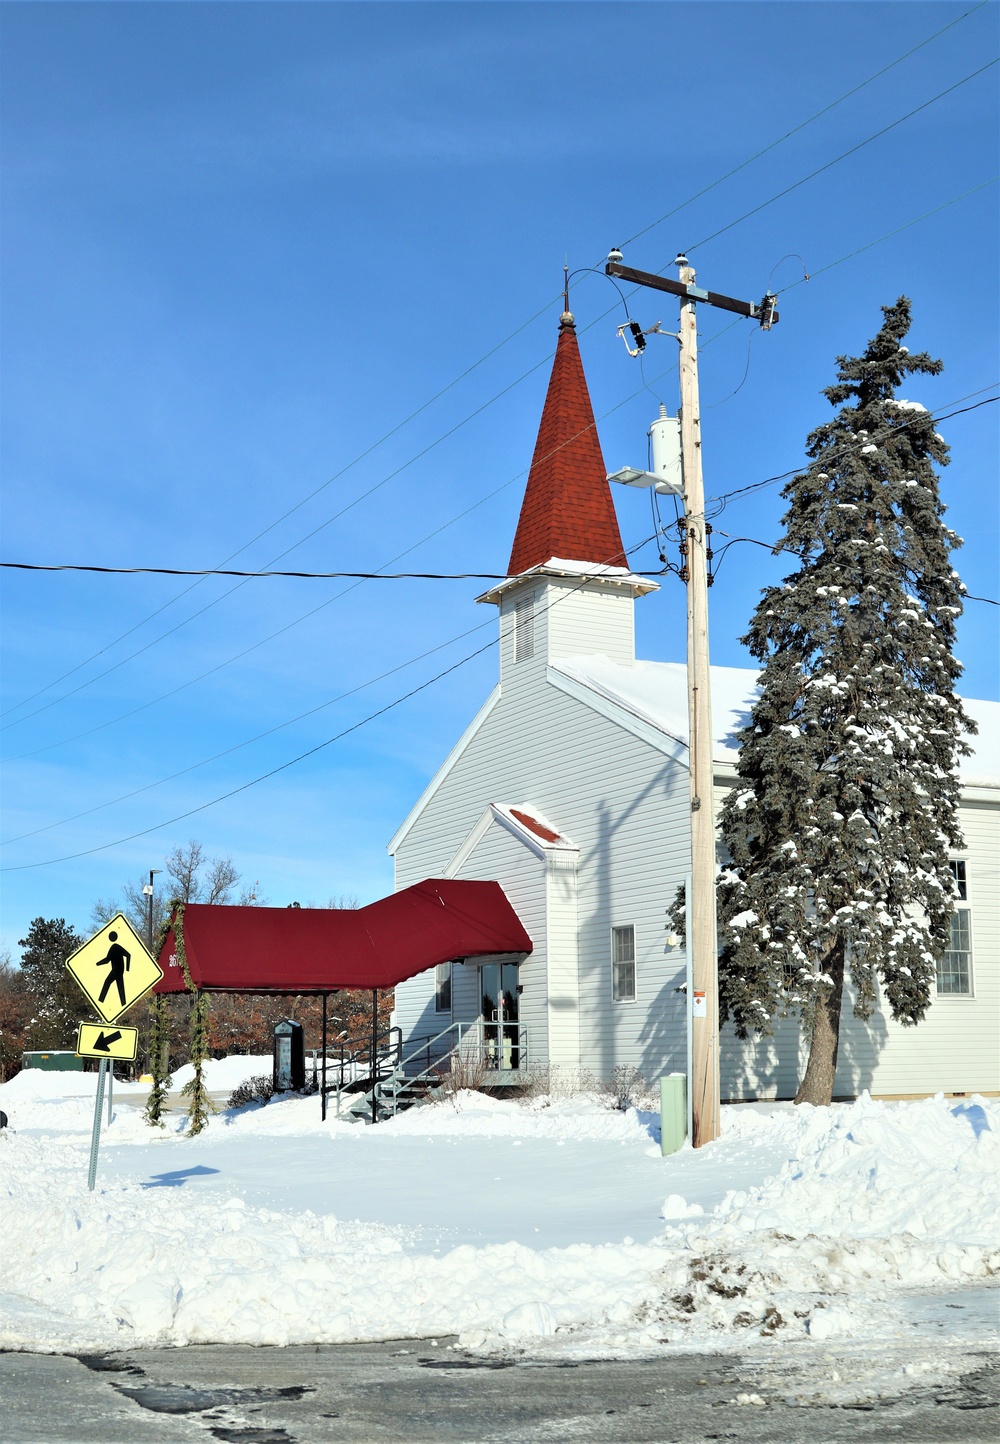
<box><xmin>445</xmin><ymin>802</ymin><xmax>579</xmax><ymax>877</ymax></box>
<box><xmin>551</xmin><ymin>654</ymin><xmax>1000</xmax><ymax>785</ymax></box>
<box><xmin>507</xmin><ymin>313</ymin><xmax>626</xmax><ymax>576</ymax></box>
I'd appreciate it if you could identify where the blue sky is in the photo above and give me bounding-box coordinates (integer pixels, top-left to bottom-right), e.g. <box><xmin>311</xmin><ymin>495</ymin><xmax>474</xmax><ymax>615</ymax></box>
<box><xmin>2</xmin><ymin>1</ymin><xmax>997</xmax><ymax>954</ymax></box>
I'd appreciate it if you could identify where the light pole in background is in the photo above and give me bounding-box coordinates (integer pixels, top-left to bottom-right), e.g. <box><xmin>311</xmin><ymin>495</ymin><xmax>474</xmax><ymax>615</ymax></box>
<box><xmin>142</xmin><ymin>868</ymin><xmax>162</xmax><ymax>953</ymax></box>
<box><xmin>142</xmin><ymin>868</ymin><xmax>163</xmax><ymax>1083</ymax></box>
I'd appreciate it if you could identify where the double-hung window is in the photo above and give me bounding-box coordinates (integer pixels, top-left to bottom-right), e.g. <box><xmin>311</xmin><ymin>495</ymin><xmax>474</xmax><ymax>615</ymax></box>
<box><xmin>612</xmin><ymin>925</ymin><xmax>636</xmax><ymax>1003</ymax></box>
<box><xmin>937</xmin><ymin>861</ymin><xmax>973</xmax><ymax>995</ymax></box>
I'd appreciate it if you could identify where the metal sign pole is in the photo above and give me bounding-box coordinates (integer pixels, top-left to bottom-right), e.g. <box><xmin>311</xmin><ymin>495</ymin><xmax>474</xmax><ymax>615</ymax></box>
<box><xmin>88</xmin><ymin>1059</ymin><xmax>107</xmax><ymax>1191</ymax></box>
<box><xmin>107</xmin><ymin>1063</ymin><xmax>113</xmax><ymax>1126</ymax></box>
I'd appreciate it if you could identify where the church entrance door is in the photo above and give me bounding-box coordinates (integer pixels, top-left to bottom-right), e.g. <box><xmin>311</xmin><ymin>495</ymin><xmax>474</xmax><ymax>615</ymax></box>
<box><xmin>480</xmin><ymin>961</ymin><xmax>520</xmax><ymax>1071</ymax></box>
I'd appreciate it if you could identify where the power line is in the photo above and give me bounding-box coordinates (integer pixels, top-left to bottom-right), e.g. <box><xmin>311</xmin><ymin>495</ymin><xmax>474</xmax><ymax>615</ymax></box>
<box><xmin>0</xmin><ymin>616</ymin><xmax>501</xmax><ymax>847</ymax></box>
<box><xmin>0</xmin><ymin>642</ymin><xmax>498</xmax><ymax>872</ymax></box>
<box><xmin>619</xmin><ymin>1</ymin><xmax>991</xmax><ymax>252</ymax></box>
<box><xmin>706</xmin><ymin>392</ymin><xmax>1000</xmax><ymax>510</ymax></box>
<box><xmin>0</xmin><ymin>342</ymin><xmax>565</xmax><ymax>733</ymax></box>
<box><xmin>2</xmin><ymin>564</ymin><xmax>512</xmax><ymax>580</ymax></box>
<box><xmin>0</xmin><ymin>338</ymin><xmax>712</xmax><ymax>762</ymax></box>
<box><xmin>12</xmin><ymin>187</ymin><xmax>991</xmax><ymax>595</ymax></box>
<box><xmin>777</xmin><ymin>177</ymin><xmax>999</xmax><ymax>296</ymax></box>
<box><xmin>0</xmin><ymin>300</ymin><xmax>562</xmax><ymax>722</ymax></box>
<box><xmin>686</xmin><ymin>59</ymin><xmax>999</xmax><ymax>253</ymax></box>
<box><xmin>709</xmin><ymin>532</ymin><xmax>998</xmax><ymax>607</ymax></box>
<box><xmin>4</xmin><ymin>7</ymin><xmax>987</xmax><ymax>726</ymax></box>
<box><xmin>1</xmin><ymin>532</ymin><xmax>658</xmax><ymax>870</ymax></box>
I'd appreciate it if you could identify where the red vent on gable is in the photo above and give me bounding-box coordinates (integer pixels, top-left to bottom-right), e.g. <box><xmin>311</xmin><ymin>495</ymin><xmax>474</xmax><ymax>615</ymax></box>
<box><xmin>507</xmin><ymin>317</ymin><xmax>626</xmax><ymax>577</ymax></box>
<box><xmin>509</xmin><ymin>808</ymin><xmax>561</xmax><ymax>843</ymax></box>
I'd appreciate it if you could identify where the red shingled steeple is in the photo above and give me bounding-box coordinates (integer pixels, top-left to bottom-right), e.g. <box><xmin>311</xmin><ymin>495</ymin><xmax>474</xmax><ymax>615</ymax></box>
<box><xmin>507</xmin><ymin>313</ymin><xmax>625</xmax><ymax>577</ymax></box>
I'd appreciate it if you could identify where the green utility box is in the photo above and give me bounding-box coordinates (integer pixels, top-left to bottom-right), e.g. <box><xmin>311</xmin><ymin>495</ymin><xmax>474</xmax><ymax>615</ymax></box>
<box><xmin>660</xmin><ymin>1073</ymin><xmax>687</xmax><ymax>1155</ymax></box>
<box><xmin>22</xmin><ymin>1050</ymin><xmax>85</xmax><ymax>1072</ymax></box>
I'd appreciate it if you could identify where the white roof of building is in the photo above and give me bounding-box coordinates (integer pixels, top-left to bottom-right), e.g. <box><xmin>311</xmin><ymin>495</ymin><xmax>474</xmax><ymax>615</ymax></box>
<box><xmin>477</xmin><ymin>556</ymin><xmax>658</xmax><ymax>606</ymax></box>
<box><xmin>552</xmin><ymin>654</ymin><xmax>999</xmax><ymax>785</ymax></box>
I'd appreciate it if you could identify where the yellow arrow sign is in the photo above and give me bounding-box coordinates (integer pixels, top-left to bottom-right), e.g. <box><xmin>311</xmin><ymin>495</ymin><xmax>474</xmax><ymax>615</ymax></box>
<box><xmin>76</xmin><ymin>1022</ymin><xmax>139</xmax><ymax>1062</ymax></box>
<box><xmin>65</xmin><ymin>913</ymin><xmax>163</xmax><ymax>1024</ymax></box>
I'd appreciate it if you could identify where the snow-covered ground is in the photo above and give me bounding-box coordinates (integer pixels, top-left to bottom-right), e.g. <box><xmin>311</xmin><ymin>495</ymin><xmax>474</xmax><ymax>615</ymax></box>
<box><xmin>0</xmin><ymin>1059</ymin><xmax>996</xmax><ymax>1363</ymax></box>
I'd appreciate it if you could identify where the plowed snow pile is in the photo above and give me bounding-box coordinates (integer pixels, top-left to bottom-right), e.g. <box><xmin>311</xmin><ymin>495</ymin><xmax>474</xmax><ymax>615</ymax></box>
<box><xmin>0</xmin><ymin>1073</ymin><xmax>995</xmax><ymax>1355</ymax></box>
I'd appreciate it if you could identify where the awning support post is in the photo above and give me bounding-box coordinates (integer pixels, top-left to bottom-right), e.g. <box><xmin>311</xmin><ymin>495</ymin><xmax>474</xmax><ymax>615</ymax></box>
<box><xmin>321</xmin><ymin>992</ymin><xmax>328</xmax><ymax>1122</ymax></box>
<box><xmin>371</xmin><ymin>988</ymin><xmax>378</xmax><ymax>1126</ymax></box>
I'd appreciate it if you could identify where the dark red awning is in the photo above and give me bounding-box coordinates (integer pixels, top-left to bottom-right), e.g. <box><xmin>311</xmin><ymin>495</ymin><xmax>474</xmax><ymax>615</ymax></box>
<box><xmin>153</xmin><ymin>878</ymin><xmax>532</xmax><ymax>994</ymax></box>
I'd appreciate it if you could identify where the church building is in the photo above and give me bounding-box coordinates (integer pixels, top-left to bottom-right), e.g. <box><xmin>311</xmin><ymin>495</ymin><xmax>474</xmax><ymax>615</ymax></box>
<box><xmin>388</xmin><ymin>308</ymin><xmax>999</xmax><ymax>1101</ymax></box>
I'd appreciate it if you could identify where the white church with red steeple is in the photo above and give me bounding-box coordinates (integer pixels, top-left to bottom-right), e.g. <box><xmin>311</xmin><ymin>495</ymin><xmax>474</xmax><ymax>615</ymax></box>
<box><xmin>388</xmin><ymin>309</ymin><xmax>999</xmax><ymax>1100</ymax></box>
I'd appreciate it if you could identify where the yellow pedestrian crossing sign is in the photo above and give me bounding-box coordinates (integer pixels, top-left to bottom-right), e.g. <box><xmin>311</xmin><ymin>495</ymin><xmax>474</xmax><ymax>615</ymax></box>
<box><xmin>65</xmin><ymin>913</ymin><xmax>163</xmax><ymax>1024</ymax></box>
<box><xmin>76</xmin><ymin>1022</ymin><xmax>139</xmax><ymax>1062</ymax></box>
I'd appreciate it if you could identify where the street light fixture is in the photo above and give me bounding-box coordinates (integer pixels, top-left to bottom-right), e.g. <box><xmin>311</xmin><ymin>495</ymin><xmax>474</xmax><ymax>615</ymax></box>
<box><xmin>143</xmin><ymin>869</ymin><xmax>162</xmax><ymax>953</ymax></box>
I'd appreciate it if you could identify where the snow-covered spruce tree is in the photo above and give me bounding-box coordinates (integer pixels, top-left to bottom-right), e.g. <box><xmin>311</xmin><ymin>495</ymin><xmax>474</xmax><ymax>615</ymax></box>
<box><xmin>715</xmin><ymin>298</ymin><xmax>973</xmax><ymax>1106</ymax></box>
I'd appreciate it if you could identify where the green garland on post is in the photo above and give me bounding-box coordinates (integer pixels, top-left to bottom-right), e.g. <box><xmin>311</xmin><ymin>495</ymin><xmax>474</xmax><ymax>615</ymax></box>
<box><xmin>143</xmin><ymin>994</ymin><xmax>172</xmax><ymax>1126</ymax></box>
<box><xmin>144</xmin><ymin>906</ymin><xmax>178</xmax><ymax>1126</ymax></box>
<box><xmin>143</xmin><ymin>899</ymin><xmax>214</xmax><ymax>1135</ymax></box>
<box><xmin>182</xmin><ymin>989</ymin><xmax>212</xmax><ymax>1136</ymax></box>
<box><xmin>169</xmin><ymin>899</ymin><xmax>214</xmax><ymax>1136</ymax></box>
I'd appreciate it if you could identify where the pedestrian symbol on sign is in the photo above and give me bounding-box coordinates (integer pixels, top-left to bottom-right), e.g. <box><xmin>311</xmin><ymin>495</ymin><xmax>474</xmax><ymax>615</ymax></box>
<box><xmin>95</xmin><ymin>932</ymin><xmax>131</xmax><ymax>1010</ymax></box>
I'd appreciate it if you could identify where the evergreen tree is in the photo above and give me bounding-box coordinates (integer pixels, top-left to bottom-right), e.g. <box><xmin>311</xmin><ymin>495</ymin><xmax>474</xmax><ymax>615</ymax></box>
<box><xmin>17</xmin><ymin>917</ymin><xmax>85</xmax><ymax>1048</ymax></box>
<box><xmin>715</xmin><ymin>298</ymin><xmax>973</xmax><ymax>1105</ymax></box>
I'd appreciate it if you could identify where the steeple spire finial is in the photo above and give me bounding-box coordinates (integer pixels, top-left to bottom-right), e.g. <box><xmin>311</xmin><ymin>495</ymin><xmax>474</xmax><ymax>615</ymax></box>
<box><xmin>560</xmin><ymin>260</ymin><xmax>574</xmax><ymax>329</ymax></box>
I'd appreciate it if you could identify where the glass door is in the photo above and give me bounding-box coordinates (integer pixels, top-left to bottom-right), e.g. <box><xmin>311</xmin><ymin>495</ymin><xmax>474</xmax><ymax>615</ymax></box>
<box><xmin>480</xmin><ymin>961</ymin><xmax>520</xmax><ymax>1071</ymax></box>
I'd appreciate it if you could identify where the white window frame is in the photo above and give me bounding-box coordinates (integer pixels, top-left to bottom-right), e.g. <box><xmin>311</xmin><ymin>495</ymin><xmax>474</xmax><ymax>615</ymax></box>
<box><xmin>434</xmin><ymin>961</ymin><xmax>453</xmax><ymax>1013</ymax></box>
<box><xmin>936</xmin><ymin>860</ymin><xmax>974</xmax><ymax>998</ymax></box>
<box><xmin>611</xmin><ymin>924</ymin><xmax>637</xmax><ymax>1004</ymax></box>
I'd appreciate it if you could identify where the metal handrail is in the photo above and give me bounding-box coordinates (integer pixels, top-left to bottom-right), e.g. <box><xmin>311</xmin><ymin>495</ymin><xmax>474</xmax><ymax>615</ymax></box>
<box><xmin>309</xmin><ymin>1025</ymin><xmax>402</xmax><ymax>1095</ymax></box>
<box><xmin>333</xmin><ymin>1020</ymin><xmax>531</xmax><ymax>1120</ymax></box>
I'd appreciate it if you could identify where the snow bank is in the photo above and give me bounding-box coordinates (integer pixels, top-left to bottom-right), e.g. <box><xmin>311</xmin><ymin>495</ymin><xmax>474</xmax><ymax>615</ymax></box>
<box><xmin>0</xmin><ymin>1055</ymin><xmax>273</xmax><ymax>1136</ymax></box>
<box><xmin>168</xmin><ymin>1054</ymin><xmax>273</xmax><ymax>1091</ymax></box>
<box><xmin>0</xmin><ymin>1131</ymin><xmax>662</xmax><ymax>1353</ymax></box>
<box><xmin>0</xmin><ymin>1087</ymin><xmax>995</xmax><ymax>1355</ymax></box>
<box><xmin>642</xmin><ymin>1094</ymin><xmax>999</xmax><ymax>1344</ymax></box>
<box><xmin>377</xmin><ymin>1090</ymin><xmax>657</xmax><ymax>1142</ymax></box>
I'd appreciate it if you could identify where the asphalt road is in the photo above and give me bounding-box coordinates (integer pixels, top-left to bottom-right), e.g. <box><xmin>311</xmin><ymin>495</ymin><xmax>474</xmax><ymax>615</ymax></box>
<box><xmin>1</xmin><ymin>1337</ymin><xmax>996</xmax><ymax>1444</ymax></box>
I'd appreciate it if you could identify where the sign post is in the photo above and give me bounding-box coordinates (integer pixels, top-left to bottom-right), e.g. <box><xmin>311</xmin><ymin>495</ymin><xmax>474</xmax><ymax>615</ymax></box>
<box><xmin>66</xmin><ymin>915</ymin><xmax>162</xmax><ymax>1190</ymax></box>
<box><xmin>87</xmin><ymin>1060</ymin><xmax>108</xmax><ymax>1192</ymax></box>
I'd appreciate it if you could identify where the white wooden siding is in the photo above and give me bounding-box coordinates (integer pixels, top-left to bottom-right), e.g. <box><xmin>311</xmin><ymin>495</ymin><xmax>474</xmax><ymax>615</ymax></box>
<box><xmin>393</xmin><ymin>585</ymin><xmax>998</xmax><ymax>1099</ymax></box>
<box><xmin>497</xmin><ymin>578</ymin><xmax>636</xmax><ymax>689</ymax></box>
<box><xmin>717</xmin><ymin>786</ymin><xmax>1000</xmax><ymax>1099</ymax></box>
<box><xmin>393</xmin><ymin>628</ymin><xmax>693</xmax><ymax>1085</ymax></box>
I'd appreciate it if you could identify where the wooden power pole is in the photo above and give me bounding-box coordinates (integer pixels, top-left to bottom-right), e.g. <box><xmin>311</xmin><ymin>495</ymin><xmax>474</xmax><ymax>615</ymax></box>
<box><xmin>606</xmin><ymin>254</ymin><xmax>778</xmax><ymax>1147</ymax></box>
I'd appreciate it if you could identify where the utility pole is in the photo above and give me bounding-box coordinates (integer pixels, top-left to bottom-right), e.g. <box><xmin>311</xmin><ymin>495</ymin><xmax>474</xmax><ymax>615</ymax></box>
<box><xmin>606</xmin><ymin>254</ymin><xmax>777</xmax><ymax>1147</ymax></box>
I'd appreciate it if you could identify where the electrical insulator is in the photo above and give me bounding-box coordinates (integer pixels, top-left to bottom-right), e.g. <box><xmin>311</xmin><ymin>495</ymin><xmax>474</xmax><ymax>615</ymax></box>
<box><xmin>628</xmin><ymin>320</ymin><xmax>646</xmax><ymax>353</ymax></box>
<box><xmin>757</xmin><ymin>292</ymin><xmax>779</xmax><ymax>330</ymax></box>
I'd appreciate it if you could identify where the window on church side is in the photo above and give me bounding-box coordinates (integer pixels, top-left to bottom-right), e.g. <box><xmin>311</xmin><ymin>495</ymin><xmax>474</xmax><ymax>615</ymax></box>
<box><xmin>937</xmin><ymin>861</ymin><xmax>973</xmax><ymax>995</ymax></box>
<box><xmin>612</xmin><ymin>925</ymin><xmax>636</xmax><ymax>1003</ymax></box>
<box><xmin>435</xmin><ymin>962</ymin><xmax>452</xmax><ymax>1013</ymax></box>
<box><xmin>514</xmin><ymin>591</ymin><xmax>535</xmax><ymax>661</ymax></box>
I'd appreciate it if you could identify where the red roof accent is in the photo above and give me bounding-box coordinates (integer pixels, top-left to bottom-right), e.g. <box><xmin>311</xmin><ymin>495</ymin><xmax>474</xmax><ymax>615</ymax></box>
<box><xmin>509</xmin><ymin>808</ymin><xmax>560</xmax><ymax>843</ymax></box>
<box><xmin>153</xmin><ymin>879</ymin><xmax>532</xmax><ymax>994</ymax></box>
<box><xmin>507</xmin><ymin>318</ymin><xmax>625</xmax><ymax>576</ymax></box>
